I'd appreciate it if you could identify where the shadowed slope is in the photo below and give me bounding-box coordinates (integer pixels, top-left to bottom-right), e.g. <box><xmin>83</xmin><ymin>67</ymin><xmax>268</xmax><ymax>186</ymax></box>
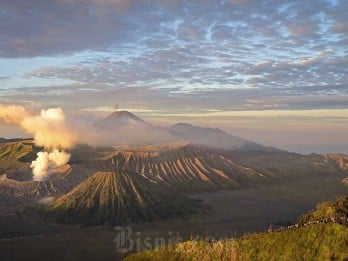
<box><xmin>47</xmin><ymin>171</ymin><xmax>196</xmax><ymax>225</ymax></box>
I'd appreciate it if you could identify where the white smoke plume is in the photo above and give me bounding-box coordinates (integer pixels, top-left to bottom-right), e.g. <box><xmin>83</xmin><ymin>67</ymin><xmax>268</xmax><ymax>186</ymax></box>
<box><xmin>0</xmin><ymin>103</ymin><xmax>180</xmax><ymax>181</ymax></box>
<box><xmin>48</xmin><ymin>149</ymin><xmax>71</xmax><ymax>166</ymax></box>
<box><xmin>21</xmin><ymin>107</ymin><xmax>76</xmax><ymax>149</ymax></box>
<box><xmin>30</xmin><ymin>151</ymin><xmax>49</xmax><ymax>181</ymax></box>
<box><xmin>0</xmin><ymin>104</ymin><xmax>75</xmax><ymax>181</ymax></box>
<box><xmin>30</xmin><ymin>150</ymin><xmax>71</xmax><ymax>181</ymax></box>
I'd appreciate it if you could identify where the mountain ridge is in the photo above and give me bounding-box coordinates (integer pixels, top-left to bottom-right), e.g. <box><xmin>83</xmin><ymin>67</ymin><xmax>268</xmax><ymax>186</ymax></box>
<box><xmin>97</xmin><ymin>110</ymin><xmax>279</xmax><ymax>151</ymax></box>
<box><xmin>46</xmin><ymin>170</ymin><xmax>197</xmax><ymax>225</ymax></box>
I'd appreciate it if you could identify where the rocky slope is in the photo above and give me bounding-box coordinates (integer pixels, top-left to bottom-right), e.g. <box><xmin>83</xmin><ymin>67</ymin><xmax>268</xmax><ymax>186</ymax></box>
<box><xmin>86</xmin><ymin>143</ymin><xmax>348</xmax><ymax>191</ymax></box>
<box><xmin>0</xmin><ymin>140</ymin><xmax>36</xmax><ymax>174</ymax></box>
<box><xmin>1</xmin><ymin>140</ymin><xmax>348</xmax><ymax>199</ymax></box>
<box><xmin>47</xmin><ymin>171</ymin><xmax>196</xmax><ymax>225</ymax></box>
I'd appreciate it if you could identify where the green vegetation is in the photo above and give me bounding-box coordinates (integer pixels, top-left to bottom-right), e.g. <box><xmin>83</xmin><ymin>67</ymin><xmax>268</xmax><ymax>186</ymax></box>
<box><xmin>237</xmin><ymin>223</ymin><xmax>348</xmax><ymax>261</ymax></box>
<box><xmin>0</xmin><ymin>141</ymin><xmax>34</xmax><ymax>174</ymax></box>
<box><xmin>125</xmin><ymin>196</ymin><xmax>348</xmax><ymax>261</ymax></box>
<box><xmin>299</xmin><ymin>196</ymin><xmax>348</xmax><ymax>224</ymax></box>
<box><xmin>124</xmin><ymin>240</ymin><xmax>237</xmax><ymax>261</ymax></box>
<box><xmin>125</xmin><ymin>223</ymin><xmax>348</xmax><ymax>261</ymax></box>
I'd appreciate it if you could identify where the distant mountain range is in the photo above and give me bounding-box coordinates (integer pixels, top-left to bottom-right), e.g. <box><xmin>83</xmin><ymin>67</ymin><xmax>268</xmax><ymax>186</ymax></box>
<box><xmin>95</xmin><ymin>110</ymin><xmax>279</xmax><ymax>151</ymax></box>
<box><xmin>0</xmin><ymin>111</ymin><xmax>347</xmax><ymax>226</ymax></box>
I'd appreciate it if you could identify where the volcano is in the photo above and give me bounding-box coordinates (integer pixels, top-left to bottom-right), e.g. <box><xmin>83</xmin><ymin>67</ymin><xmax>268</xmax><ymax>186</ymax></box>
<box><xmin>1</xmin><ymin>113</ymin><xmax>347</xmax><ymax>227</ymax></box>
<box><xmin>96</xmin><ymin>110</ymin><xmax>149</xmax><ymax>129</ymax></box>
<box><xmin>47</xmin><ymin>170</ymin><xmax>196</xmax><ymax>225</ymax></box>
<box><xmin>96</xmin><ymin>110</ymin><xmax>278</xmax><ymax>151</ymax></box>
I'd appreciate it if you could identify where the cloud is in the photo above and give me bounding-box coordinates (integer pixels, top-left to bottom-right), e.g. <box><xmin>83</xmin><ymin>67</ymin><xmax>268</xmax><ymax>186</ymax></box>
<box><xmin>229</xmin><ymin>0</ymin><xmax>257</xmax><ymax>5</ymax></box>
<box><xmin>21</xmin><ymin>107</ymin><xmax>76</xmax><ymax>149</ymax></box>
<box><xmin>30</xmin><ymin>150</ymin><xmax>70</xmax><ymax>181</ymax></box>
<box><xmin>0</xmin><ymin>104</ymin><xmax>77</xmax><ymax>180</ymax></box>
<box><xmin>0</xmin><ymin>0</ymin><xmax>347</xmax><ymax>156</ymax></box>
<box><xmin>153</xmin><ymin>108</ymin><xmax>348</xmax><ymax>120</ymax></box>
<box><xmin>333</xmin><ymin>23</ymin><xmax>348</xmax><ymax>34</ymax></box>
<box><xmin>0</xmin><ymin>104</ymin><xmax>30</xmax><ymax>124</ymax></box>
<box><xmin>0</xmin><ymin>0</ymin><xmax>344</xmax><ymax>58</ymax></box>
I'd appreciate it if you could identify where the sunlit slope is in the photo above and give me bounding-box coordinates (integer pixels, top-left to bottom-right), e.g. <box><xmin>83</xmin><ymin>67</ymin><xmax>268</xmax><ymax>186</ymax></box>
<box><xmin>47</xmin><ymin>171</ymin><xmax>196</xmax><ymax>225</ymax></box>
<box><xmin>89</xmin><ymin>143</ymin><xmax>348</xmax><ymax>191</ymax></box>
<box><xmin>125</xmin><ymin>196</ymin><xmax>348</xmax><ymax>261</ymax></box>
<box><xmin>1</xmin><ymin>141</ymin><xmax>347</xmax><ymax>198</ymax></box>
<box><xmin>0</xmin><ymin>140</ymin><xmax>35</xmax><ymax>174</ymax></box>
<box><xmin>299</xmin><ymin>195</ymin><xmax>348</xmax><ymax>224</ymax></box>
<box><xmin>125</xmin><ymin>224</ymin><xmax>348</xmax><ymax>261</ymax></box>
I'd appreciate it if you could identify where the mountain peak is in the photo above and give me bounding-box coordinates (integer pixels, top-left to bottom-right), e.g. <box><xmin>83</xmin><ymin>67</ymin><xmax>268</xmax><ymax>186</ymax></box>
<box><xmin>47</xmin><ymin>171</ymin><xmax>194</xmax><ymax>225</ymax></box>
<box><xmin>106</xmin><ymin>110</ymin><xmax>145</xmax><ymax>123</ymax></box>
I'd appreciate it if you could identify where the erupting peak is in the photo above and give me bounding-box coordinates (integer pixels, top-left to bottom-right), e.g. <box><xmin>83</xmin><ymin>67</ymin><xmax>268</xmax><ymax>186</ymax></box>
<box><xmin>106</xmin><ymin>110</ymin><xmax>145</xmax><ymax>123</ymax></box>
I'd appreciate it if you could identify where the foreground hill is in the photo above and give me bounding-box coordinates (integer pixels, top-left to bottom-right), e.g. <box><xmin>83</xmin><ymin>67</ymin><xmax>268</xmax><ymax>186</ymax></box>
<box><xmin>299</xmin><ymin>195</ymin><xmax>348</xmax><ymax>224</ymax></box>
<box><xmin>46</xmin><ymin>171</ymin><xmax>197</xmax><ymax>225</ymax></box>
<box><xmin>125</xmin><ymin>196</ymin><xmax>348</xmax><ymax>261</ymax></box>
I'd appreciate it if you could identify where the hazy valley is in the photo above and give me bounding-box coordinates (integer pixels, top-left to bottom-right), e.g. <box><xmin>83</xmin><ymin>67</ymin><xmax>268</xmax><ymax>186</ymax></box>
<box><xmin>0</xmin><ymin>111</ymin><xmax>347</xmax><ymax>260</ymax></box>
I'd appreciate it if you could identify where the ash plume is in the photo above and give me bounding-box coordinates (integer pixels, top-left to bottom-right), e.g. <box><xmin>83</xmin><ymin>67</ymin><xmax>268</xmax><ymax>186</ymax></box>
<box><xmin>21</xmin><ymin>107</ymin><xmax>77</xmax><ymax>149</ymax></box>
<box><xmin>0</xmin><ymin>103</ymin><xmax>177</xmax><ymax>180</ymax></box>
<box><xmin>0</xmin><ymin>104</ymin><xmax>76</xmax><ymax>181</ymax></box>
<box><xmin>30</xmin><ymin>150</ymin><xmax>71</xmax><ymax>181</ymax></box>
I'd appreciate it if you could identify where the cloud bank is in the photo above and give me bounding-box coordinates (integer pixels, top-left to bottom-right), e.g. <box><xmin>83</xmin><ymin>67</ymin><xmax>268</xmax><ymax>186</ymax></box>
<box><xmin>0</xmin><ymin>0</ymin><xmax>347</xmax><ymax>154</ymax></box>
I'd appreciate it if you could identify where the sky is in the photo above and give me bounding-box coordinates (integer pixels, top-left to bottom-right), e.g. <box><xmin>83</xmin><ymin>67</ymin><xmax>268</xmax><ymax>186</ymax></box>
<box><xmin>0</xmin><ymin>0</ymin><xmax>347</xmax><ymax>154</ymax></box>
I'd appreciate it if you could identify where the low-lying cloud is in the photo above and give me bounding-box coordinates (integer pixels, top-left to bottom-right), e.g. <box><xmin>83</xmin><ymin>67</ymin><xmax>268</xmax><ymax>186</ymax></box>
<box><xmin>0</xmin><ymin>104</ymin><xmax>77</xmax><ymax>180</ymax></box>
<box><xmin>0</xmin><ymin>103</ymin><xmax>176</xmax><ymax>180</ymax></box>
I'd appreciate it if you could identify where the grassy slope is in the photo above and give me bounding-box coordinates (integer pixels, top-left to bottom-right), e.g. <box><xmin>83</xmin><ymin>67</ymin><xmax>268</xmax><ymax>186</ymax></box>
<box><xmin>237</xmin><ymin>223</ymin><xmax>348</xmax><ymax>261</ymax></box>
<box><xmin>125</xmin><ymin>223</ymin><xmax>348</xmax><ymax>261</ymax></box>
<box><xmin>125</xmin><ymin>196</ymin><xmax>348</xmax><ymax>261</ymax></box>
<box><xmin>299</xmin><ymin>196</ymin><xmax>348</xmax><ymax>224</ymax></box>
<box><xmin>0</xmin><ymin>141</ymin><xmax>33</xmax><ymax>174</ymax></box>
